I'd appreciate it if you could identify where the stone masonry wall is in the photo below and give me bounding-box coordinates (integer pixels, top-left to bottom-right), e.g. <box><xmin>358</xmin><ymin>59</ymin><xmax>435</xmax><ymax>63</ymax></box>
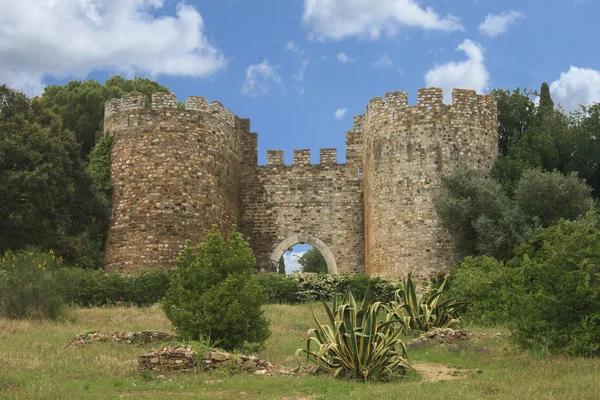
<box><xmin>240</xmin><ymin>148</ymin><xmax>364</xmax><ymax>273</ymax></box>
<box><xmin>104</xmin><ymin>93</ymin><xmax>245</xmax><ymax>272</ymax></box>
<box><xmin>103</xmin><ymin>87</ymin><xmax>496</xmax><ymax>279</ymax></box>
<box><xmin>361</xmin><ymin>88</ymin><xmax>497</xmax><ymax>280</ymax></box>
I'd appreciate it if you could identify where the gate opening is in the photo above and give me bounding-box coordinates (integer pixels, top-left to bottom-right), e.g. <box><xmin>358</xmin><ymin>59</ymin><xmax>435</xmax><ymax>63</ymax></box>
<box><xmin>270</xmin><ymin>232</ymin><xmax>337</xmax><ymax>274</ymax></box>
<box><xmin>277</xmin><ymin>244</ymin><xmax>328</xmax><ymax>274</ymax></box>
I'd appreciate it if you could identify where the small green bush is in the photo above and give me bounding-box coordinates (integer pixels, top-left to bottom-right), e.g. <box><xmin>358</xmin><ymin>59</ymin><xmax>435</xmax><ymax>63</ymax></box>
<box><xmin>446</xmin><ymin>256</ymin><xmax>512</xmax><ymax>326</ymax></box>
<box><xmin>509</xmin><ymin>210</ymin><xmax>600</xmax><ymax>356</ymax></box>
<box><xmin>162</xmin><ymin>225</ymin><xmax>270</xmax><ymax>350</ymax></box>
<box><xmin>0</xmin><ymin>250</ymin><xmax>65</xmax><ymax>320</ymax></box>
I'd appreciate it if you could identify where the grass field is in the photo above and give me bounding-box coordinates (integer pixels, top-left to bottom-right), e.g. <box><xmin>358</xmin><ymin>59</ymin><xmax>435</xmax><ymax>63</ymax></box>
<box><xmin>1</xmin><ymin>304</ymin><xmax>599</xmax><ymax>399</ymax></box>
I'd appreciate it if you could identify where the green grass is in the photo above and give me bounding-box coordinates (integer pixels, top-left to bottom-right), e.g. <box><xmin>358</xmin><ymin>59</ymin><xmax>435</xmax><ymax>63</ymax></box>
<box><xmin>0</xmin><ymin>304</ymin><xmax>599</xmax><ymax>399</ymax></box>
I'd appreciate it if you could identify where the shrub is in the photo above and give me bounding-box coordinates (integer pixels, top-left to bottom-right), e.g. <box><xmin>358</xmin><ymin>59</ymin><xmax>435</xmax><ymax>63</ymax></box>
<box><xmin>387</xmin><ymin>272</ymin><xmax>464</xmax><ymax>333</ymax></box>
<box><xmin>162</xmin><ymin>226</ymin><xmax>270</xmax><ymax>350</ymax></box>
<box><xmin>255</xmin><ymin>273</ymin><xmax>300</xmax><ymax>304</ymax></box>
<box><xmin>509</xmin><ymin>210</ymin><xmax>600</xmax><ymax>356</ymax></box>
<box><xmin>297</xmin><ymin>290</ymin><xmax>408</xmax><ymax>381</ymax></box>
<box><xmin>0</xmin><ymin>250</ymin><xmax>65</xmax><ymax>320</ymax></box>
<box><xmin>446</xmin><ymin>256</ymin><xmax>512</xmax><ymax>326</ymax></box>
<box><xmin>87</xmin><ymin>132</ymin><xmax>114</xmax><ymax>202</ymax></box>
<box><xmin>54</xmin><ymin>268</ymin><xmax>170</xmax><ymax>307</ymax></box>
<box><xmin>288</xmin><ymin>272</ymin><xmax>346</xmax><ymax>302</ymax></box>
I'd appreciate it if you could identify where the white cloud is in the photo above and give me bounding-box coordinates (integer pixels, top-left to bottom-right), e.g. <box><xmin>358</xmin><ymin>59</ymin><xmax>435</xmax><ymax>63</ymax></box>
<box><xmin>285</xmin><ymin>41</ymin><xmax>305</xmax><ymax>55</ymax></box>
<box><xmin>337</xmin><ymin>52</ymin><xmax>355</xmax><ymax>64</ymax></box>
<box><xmin>292</xmin><ymin>60</ymin><xmax>309</xmax><ymax>82</ymax></box>
<box><xmin>283</xmin><ymin>251</ymin><xmax>305</xmax><ymax>273</ymax></box>
<box><xmin>302</xmin><ymin>0</ymin><xmax>463</xmax><ymax>41</ymax></box>
<box><xmin>0</xmin><ymin>0</ymin><xmax>227</xmax><ymax>95</ymax></box>
<box><xmin>424</xmin><ymin>39</ymin><xmax>489</xmax><ymax>103</ymax></box>
<box><xmin>334</xmin><ymin>108</ymin><xmax>347</xmax><ymax>120</ymax></box>
<box><xmin>479</xmin><ymin>10</ymin><xmax>524</xmax><ymax>38</ymax></box>
<box><xmin>372</xmin><ymin>54</ymin><xmax>393</xmax><ymax>69</ymax></box>
<box><xmin>549</xmin><ymin>66</ymin><xmax>600</xmax><ymax>111</ymax></box>
<box><xmin>241</xmin><ymin>60</ymin><xmax>283</xmax><ymax>97</ymax></box>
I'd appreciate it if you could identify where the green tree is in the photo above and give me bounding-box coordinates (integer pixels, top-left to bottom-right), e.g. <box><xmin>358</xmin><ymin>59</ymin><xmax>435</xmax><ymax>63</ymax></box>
<box><xmin>0</xmin><ymin>85</ymin><xmax>109</xmax><ymax>268</ymax></box>
<box><xmin>490</xmin><ymin>88</ymin><xmax>537</xmax><ymax>157</ymax></box>
<box><xmin>277</xmin><ymin>256</ymin><xmax>286</xmax><ymax>274</ymax></box>
<box><xmin>566</xmin><ymin>103</ymin><xmax>600</xmax><ymax>197</ymax></box>
<box><xmin>42</xmin><ymin>76</ymin><xmax>169</xmax><ymax>156</ymax></box>
<box><xmin>298</xmin><ymin>248</ymin><xmax>328</xmax><ymax>273</ymax></box>
<box><xmin>162</xmin><ymin>225</ymin><xmax>270</xmax><ymax>350</ymax></box>
<box><xmin>437</xmin><ymin>168</ymin><xmax>593</xmax><ymax>260</ymax></box>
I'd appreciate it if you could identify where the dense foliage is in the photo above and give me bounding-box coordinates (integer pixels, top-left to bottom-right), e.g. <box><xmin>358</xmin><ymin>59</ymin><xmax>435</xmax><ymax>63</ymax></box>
<box><xmin>0</xmin><ymin>250</ymin><xmax>65</xmax><ymax>320</ymax></box>
<box><xmin>42</xmin><ymin>76</ymin><xmax>169</xmax><ymax>156</ymax></box>
<box><xmin>298</xmin><ymin>248</ymin><xmax>328</xmax><ymax>273</ymax></box>
<box><xmin>0</xmin><ymin>85</ymin><xmax>109</xmax><ymax>268</ymax></box>
<box><xmin>87</xmin><ymin>132</ymin><xmax>114</xmax><ymax>202</ymax></box>
<box><xmin>437</xmin><ymin>168</ymin><xmax>593</xmax><ymax>260</ymax></box>
<box><xmin>297</xmin><ymin>290</ymin><xmax>408</xmax><ymax>381</ymax></box>
<box><xmin>162</xmin><ymin>226</ymin><xmax>270</xmax><ymax>350</ymax></box>
<box><xmin>509</xmin><ymin>210</ymin><xmax>600</xmax><ymax>356</ymax></box>
<box><xmin>256</xmin><ymin>272</ymin><xmax>402</xmax><ymax>304</ymax></box>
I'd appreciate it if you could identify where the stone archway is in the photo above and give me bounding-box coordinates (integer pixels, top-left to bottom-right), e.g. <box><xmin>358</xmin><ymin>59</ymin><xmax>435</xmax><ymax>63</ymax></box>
<box><xmin>269</xmin><ymin>232</ymin><xmax>338</xmax><ymax>274</ymax></box>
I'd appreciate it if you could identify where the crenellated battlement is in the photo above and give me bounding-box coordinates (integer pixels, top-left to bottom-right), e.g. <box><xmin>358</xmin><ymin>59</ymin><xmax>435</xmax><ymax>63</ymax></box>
<box><xmin>264</xmin><ymin>148</ymin><xmax>340</xmax><ymax>167</ymax></box>
<box><xmin>103</xmin><ymin>92</ymin><xmax>239</xmax><ymax>132</ymax></box>
<box><xmin>360</xmin><ymin>88</ymin><xmax>496</xmax><ymax>128</ymax></box>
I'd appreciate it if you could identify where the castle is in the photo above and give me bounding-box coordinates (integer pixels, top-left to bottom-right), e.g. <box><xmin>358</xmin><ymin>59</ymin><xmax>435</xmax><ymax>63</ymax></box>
<box><xmin>104</xmin><ymin>88</ymin><xmax>497</xmax><ymax>280</ymax></box>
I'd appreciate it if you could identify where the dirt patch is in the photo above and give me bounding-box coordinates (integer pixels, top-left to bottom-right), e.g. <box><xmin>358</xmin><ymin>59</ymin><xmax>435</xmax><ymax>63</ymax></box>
<box><xmin>412</xmin><ymin>362</ymin><xmax>473</xmax><ymax>382</ymax></box>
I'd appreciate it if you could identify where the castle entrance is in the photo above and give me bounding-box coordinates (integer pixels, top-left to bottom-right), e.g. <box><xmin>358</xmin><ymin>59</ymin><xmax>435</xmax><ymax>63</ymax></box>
<box><xmin>269</xmin><ymin>233</ymin><xmax>337</xmax><ymax>274</ymax></box>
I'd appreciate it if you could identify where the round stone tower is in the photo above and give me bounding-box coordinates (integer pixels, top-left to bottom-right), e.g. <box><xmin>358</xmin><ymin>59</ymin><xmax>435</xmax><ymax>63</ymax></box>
<box><xmin>360</xmin><ymin>88</ymin><xmax>497</xmax><ymax>280</ymax></box>
<box><xmin>103</xmin><ymin>93</ymin><xmax>248</xmax><ymax>272</ymax></box>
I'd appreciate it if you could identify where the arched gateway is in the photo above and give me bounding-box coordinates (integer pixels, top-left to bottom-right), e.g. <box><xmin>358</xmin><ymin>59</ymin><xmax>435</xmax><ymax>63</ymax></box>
<box><xmin>269</xmin><ymin>233</ymin><xmax>338</xmax><ymax>274</ymax></box>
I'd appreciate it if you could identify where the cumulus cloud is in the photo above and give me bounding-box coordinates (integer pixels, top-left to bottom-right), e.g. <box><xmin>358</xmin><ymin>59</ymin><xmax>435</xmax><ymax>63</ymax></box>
<box><xmin>337</xmin><ymin>52</ymin><xmax>355</xmax><ymax>64</ymax></box>
<box><xmin>424</xmin><ymin>39</ymin><xmax>489</xmax><ymax>103</ymax></box>
<box><xmin>302</xmin><ymin>0</ymin><xmax>463</xmax><ymax>41</ymax></box>
<box><xmin>283</xmin><ymin>251</ymin><xmax>305</xmax><ymax>273</ymax></box>
<box><xmin>334</xmin><ymin>108</ymin><xmax>347</xmax><ymax>120</ymax></box>
<box><xmin>285</xmin><ymin>41</ymin><xmax>305</xmax><ymax>55</ymax></box>
<box><xmin>292</xmin><ymin>60</ymin><xmax>309</xmax><ymax>82</ymax></box>
<box><xmin>549</xmin><ymin>66</ymin><xmax>600</xmax><ymax>111</ymax></box>
<box><xmin>479</xmin><ymin>10</ymin><xmax>524</xmax><ymax>38</ymax></box>
<box><xmin>372</xmin><ymin>54</ymin><xmax>393</xmax><ymax>69</ymax></box>
<box><xmin>241</xmin><ymin>60</ymin><xmax>283</xmax><ymax>97</ymax></box>
<box><xmin>0</xmin><ymin>0</ymin><xmax>227</xmax><ymax>95</ymax></box>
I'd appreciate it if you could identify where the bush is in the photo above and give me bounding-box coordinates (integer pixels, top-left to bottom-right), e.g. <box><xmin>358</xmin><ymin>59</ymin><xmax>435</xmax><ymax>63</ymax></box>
<box><xmin>54</xmin><ymin>268</ymin><xmax>170</xmax><ymax>307</ymax></box>
<box><xmin>509</xmin><ymin>210</ymin><xmax>600</xmax><ymax>356</ymax></box>
<box><xmin>162</xmin><ymin>226</ymin><xmax>269</xmax><ymax>350</ymax></box>
<box><xmin>0</xmin><ymin>250</ymin><xmax>65</xmax><ymax>320</ymax></box>
<box><xmin>297</xmin><ymin>290</ymin><xmax>408</xmax><ymax>381</ymax></box>
<box><xmin>255</xmin><ymin>273</ymin><xmax>300</xmax><ymax>304</ymax></box>
<box><xmin>446</xmin><ymin>256</ymin><xmax>512</xmax><ymax>326</ymax></box>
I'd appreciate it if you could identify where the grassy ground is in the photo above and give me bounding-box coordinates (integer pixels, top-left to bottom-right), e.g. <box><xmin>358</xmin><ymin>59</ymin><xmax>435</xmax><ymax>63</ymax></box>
<box><xmin>0</xmin><ymin>304</ymin><xmax>599</xmax><ymax>399</ymax></box>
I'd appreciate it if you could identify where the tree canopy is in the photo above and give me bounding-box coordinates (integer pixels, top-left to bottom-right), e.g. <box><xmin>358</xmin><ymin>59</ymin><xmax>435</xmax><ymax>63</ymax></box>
<box><xmin>41</xmin><ymin>76</ymin><xmax>169</xmax><ymax>156</ymax></box>
<box><xmin>0</xmin><ymin>85</ymin><xmax>109</xmax><ymax>268</ymax></box>
<box><xmin>298</xmin><ymin>248</ymin><xmax>328</xmax><ymax>273</ymax></box>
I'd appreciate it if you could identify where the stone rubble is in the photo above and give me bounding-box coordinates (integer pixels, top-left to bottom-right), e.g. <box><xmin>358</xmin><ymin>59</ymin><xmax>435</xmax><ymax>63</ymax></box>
<box><xmin>406</xmin><ymin>328</ymin><xmax>507</xmax><ymax>348</ymax></box>
<box><xmin>68</xmin><ymin>331</ymin><xmax>176</xmax><ymax>347</ymax></box>
<box><xmin>138</xmin><ymin>346</ymin><xmax>316</xmax><ymax>376</ymax></box>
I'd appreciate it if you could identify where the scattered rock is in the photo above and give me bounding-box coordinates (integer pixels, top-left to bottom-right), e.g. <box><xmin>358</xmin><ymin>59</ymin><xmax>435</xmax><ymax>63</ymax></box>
<box><xmin>138</xmin><ymin>346</ymin><xmax>316</xmax><ymax>377</ymax></box>
<box><xmin>406</xmin><ymin>328</ymin><xmax>507</xmax><ymax>348</ymax></box>
<box><xmin>68</xmin><ymin>331</ymin><xmax>176</xmax><ymax>347</ymax></box>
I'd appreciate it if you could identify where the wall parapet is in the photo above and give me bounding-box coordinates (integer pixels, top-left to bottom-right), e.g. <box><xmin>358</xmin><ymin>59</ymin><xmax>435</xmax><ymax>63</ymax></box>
<box><xmin>264</xmin><ymin>148</ymin><xmax>345</xmax><ymax>167</ymax></box>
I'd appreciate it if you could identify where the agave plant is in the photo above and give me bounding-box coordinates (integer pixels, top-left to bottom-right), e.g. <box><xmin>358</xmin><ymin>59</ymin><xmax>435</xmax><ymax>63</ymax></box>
<box><xmin>387</xmin><ymin>272</ymin><xmax>464</xmax><ymax>333</ymax></box>
<box><xmin>296</xmin><ymin>290</ymin><xmax>409</xmax><ymax>382</ymax></box>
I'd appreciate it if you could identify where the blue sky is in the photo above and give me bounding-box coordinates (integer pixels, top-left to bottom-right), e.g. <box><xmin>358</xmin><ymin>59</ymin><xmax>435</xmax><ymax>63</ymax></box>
<box><xmin>1</xmin><ymin>0</ymin><xmax>599</xmax><ymax>165</ymax></box>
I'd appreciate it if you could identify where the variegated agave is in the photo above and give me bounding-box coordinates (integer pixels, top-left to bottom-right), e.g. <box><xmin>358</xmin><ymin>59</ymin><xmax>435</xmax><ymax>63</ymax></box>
<box><xmin>296</xmin><ymin>290</ymin><xmax>409</xmax><ymax>382</ymax></box>
<box><xmin>387</xmin><ymin>272</ymin><xmax>465</xmax><ymax>333</ymax></box>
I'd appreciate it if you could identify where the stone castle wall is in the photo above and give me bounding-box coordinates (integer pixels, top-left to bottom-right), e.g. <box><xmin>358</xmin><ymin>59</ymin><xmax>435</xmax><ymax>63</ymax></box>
<box><xmin>361</xmin><ymin>88</ymin><xmax>497</xmax><ymax>280</ymax></box>
<box><xmin>240</xmin><ymin>148</ymin><xmax>364</xmax><ymax>273</ymax></box>
<box><xmin>104</xmin><ymin>88</ymin><xmax>497</xmax><ymax>279</ymax></box>
<box><xmin>104</xmin><ymin>93</ymin><xmax>246</xmax><ymax>271</ymax></box>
